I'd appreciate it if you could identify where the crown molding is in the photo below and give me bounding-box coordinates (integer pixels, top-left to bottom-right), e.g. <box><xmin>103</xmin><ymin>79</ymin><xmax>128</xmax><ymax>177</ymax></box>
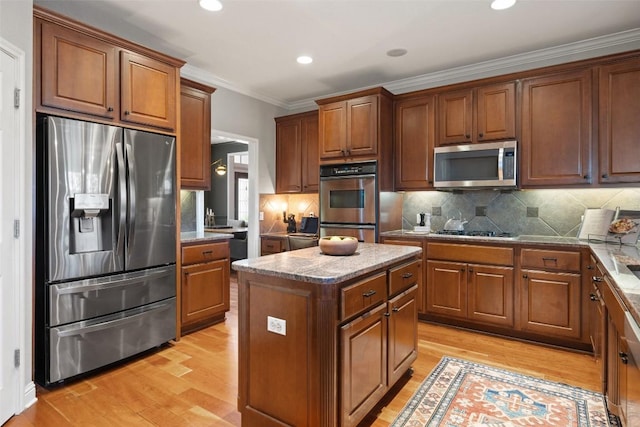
<box><xmin>183</xmin><ymin>28</ymin><xmax>640</xmax><ymax>111</ymax></box>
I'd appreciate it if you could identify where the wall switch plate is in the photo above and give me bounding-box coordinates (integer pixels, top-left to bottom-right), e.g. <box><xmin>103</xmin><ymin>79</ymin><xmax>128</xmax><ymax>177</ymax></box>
<box><xmin>259</xmin><ymin>211</ymin><xmax>264</xmax><ymax>221</ymax></box>
<box><xmin>267</xmin><ymin>316</ymin><xmax>286</xmax><ymax>336</ymax></box>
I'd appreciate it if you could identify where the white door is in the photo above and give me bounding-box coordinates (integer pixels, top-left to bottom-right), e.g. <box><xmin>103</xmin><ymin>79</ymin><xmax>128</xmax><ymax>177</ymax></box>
<box><xmin>0</xmin><ymin>43</ymin><xmax>21</xmax><ymax>424</ymax></box>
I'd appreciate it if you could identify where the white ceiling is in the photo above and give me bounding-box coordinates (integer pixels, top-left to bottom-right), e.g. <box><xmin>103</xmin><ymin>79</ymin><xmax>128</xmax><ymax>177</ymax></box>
<box><xmin>35</xmin><ymin>0</ymin><xmax>640</xmax><ymax>109</ymax></box>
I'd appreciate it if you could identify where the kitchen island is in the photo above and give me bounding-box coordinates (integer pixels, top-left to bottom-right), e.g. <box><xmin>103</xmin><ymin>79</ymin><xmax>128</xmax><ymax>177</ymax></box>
<box><xmin>232</xmin><ymin>243</ymin><xmax>422</xmax><ymax>427</ymax></box>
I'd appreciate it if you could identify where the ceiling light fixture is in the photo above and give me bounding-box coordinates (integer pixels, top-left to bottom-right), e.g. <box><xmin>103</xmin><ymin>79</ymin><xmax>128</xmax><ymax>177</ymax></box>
<box><xmin>199</xmin><ymin>0</ymin><xmax>223</xmax><ymax>12</ymax></box>
<box><xmin>211</xmin><ymin>159</ymin><xmax>227</xmax><ymax>176</ymax></box>
<box><xmin>491</xmin><ymin>0</ymin><xmax>516</xmax><ymax>10</ymax></box>
<box><xmin>387</xmin><ymin>48</ymin><xmax>408</xmax><ymax>57</ymax></box>
<box><xmin>297</xmin><ymin>55</ymin><xmax>313</xmax><ymax>65</ymax></box>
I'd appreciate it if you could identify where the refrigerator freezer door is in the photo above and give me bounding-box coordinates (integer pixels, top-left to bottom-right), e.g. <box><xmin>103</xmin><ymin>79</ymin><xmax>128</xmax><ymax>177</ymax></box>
<box><xmin>47</xmin><ymin>298</ymin><xmax>176</xmax><ymax>384</ymax></box>
<box><xmin>45</xmin><ymin>117</ymin><xmax>124</xmax><ymax>282</ymax></box>
<box><xmin>48</xmin><ymin>265</ymin><xmax>176</xmax><ymax>327</ymax></box>
<box><xmin>124</xmin><ymin>129</ymin><xmax>176</xmax><ymax>270</ymax></box>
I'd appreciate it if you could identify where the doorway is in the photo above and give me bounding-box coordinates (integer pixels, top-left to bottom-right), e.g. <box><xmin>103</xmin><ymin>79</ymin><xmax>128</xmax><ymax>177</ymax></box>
<box><xmin>210</xmin><ymin>130</ymin><xmax>259</xmax><ymax>259</ymax></box>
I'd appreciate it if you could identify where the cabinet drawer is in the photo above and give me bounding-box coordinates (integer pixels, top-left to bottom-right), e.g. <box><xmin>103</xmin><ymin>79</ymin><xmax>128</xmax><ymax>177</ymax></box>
<box><xmin>520</xmin><ymin>248</ymin><xmax>580</xmax><ymax>272</ymax></box>
<box><xmin>389</xmin><ymin>260</ymin><xmax>421</xmax><ymax>296</ymax></box>
<box><xmin>428</xmin><ymin>242</ymin><xmax>513</xmax><ymax>266</ymax></box>
<box><xmin>341</xmin><ymin>272</ymin><xmax>387</xmax><ymax>321</ymax></box>
<box><xmin>182</xmin><ymin>242</ymin><xmax>229</xmax><ymax>265</ymax></box>
<box><xmin>261</xmin><ymin>238</ymin><xmax>285</xmax><ymax>255</ymax></box>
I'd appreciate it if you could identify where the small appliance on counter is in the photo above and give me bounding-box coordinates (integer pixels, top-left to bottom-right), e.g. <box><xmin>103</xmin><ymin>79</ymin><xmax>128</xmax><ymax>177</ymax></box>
<box><xmin>414</xmin><ymin>212</ymin><xmax>431</xmax><ymax>233</ymax></box>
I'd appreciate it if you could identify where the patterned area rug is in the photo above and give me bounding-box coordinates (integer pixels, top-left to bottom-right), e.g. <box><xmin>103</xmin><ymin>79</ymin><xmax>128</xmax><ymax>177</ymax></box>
<box><xmin>391</xmin><ymin>356</ymin><xmax>618</xmax><ymax>427</ymax></box>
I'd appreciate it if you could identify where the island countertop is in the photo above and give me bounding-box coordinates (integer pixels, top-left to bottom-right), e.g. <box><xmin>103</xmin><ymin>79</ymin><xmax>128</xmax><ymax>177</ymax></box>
<box><xmin>232</xmin><ymin>242</ymin><xmax>421</xmax><ymax>284</ymax></box>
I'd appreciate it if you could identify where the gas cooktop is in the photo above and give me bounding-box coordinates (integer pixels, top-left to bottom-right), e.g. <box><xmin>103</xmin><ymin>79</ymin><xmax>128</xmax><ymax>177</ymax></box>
<box><xmin>435</xmin><ymin>230</ymin><xmax>515</xmax><ymax>238</ymax></box>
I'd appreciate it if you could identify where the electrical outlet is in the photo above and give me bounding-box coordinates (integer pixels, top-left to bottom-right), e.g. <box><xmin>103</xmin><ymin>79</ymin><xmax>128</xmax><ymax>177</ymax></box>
<box><xmin>267</xmin><ymin>316</ymin><xmax>286</xmax><ymax>336</ymax></box>
<box><xmin>259</xmin><ymin>211</ymin><xmax>264</xmax><ymax>221</ymax></box>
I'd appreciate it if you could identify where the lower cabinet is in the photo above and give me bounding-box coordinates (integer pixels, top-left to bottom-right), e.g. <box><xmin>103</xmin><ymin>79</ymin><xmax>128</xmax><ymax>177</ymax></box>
<box><xmin>261</xmin><ymin>236</ymin><xmax>286</xmax><ymax>255</ymax></box>
<box><xmin>589</xmin><ymin>260</ymin><xmax>607</xmax><ymax>394</ymax></box>
<box><xmin>519</xmin><ymin>248</ymin><xmax>584</xmax><ymax>341</ymax></box>
<box><xmin>180</xmin><ymin>241</ymin><xmax>230</xmax><ymax>334</ymax></box>
<box><xmin>380</xmin><ymin>236</ymin><xmax>426</xmax><ymax>313</ymax></box>
<box><xmin>426</xmin><ymin>242</ymin><xmax>515</xmax><ymax>328</ymax></box>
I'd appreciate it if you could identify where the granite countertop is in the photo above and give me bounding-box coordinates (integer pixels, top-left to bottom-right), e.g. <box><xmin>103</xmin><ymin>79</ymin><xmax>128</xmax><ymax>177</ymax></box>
<box><xmin>181</xmin><ymin>230</ymin><xmax>234</xmax><ymax>244</ymax></box>
<box><xmin>381</xmin><ymin>229</ymin><xmax>586</xmax><ymax>247</ymax></box>
<box><xmin>232</xmin><ymin>242</ymin><xmax>421</xmax><ymax>285</ymax></box>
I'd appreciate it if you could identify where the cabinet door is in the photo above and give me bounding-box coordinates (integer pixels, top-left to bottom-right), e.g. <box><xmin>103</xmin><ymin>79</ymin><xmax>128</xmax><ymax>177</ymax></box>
<box><xmin>181</xmin><ymin>259</ymin><xmax>230</xmax><ymax>328</ymax></box>
<box><xmin>599</xmin><ymin>58</ymin><xmax>640</xmax><ymax>184</ymax></box>
<box><xmin>388</xmin><ymin>285</ymin><xmax>418</xmax><ymax>386</ymax></box>
<box><xmin>476</xmin><ymin>82</ymin><xmax>516</xmax><ymax>142</ymax></box>
<box><xmin>589</xmin><ymin>282</ymin><xmax>607</xmax><ymax>393</ymax></box>
<box><xmin>521</xmin><ymin>69</ymin><xmax>593</xmax><ymax>186</ymax></box>
<box><xmin>426</xmin><ymin>260</ymin><xmax>467</xmax><ymax>318</ymax></box>
<box><xmin>275</xmin><ymin>118</ymin><xmax>302</xmax><ymax>193</ymax></box>
<box><xmin>520</xmin><ymin>269</ymin><xmax>582</xmax><ymax>339</ymax></box>
<box><xmin>40</xmin><ymin>21</ymin><xmax>117</xmax><ymax>119</ymax></box>
<box><xmin>394</xmin><ymin>96</ymin><xmax>435</xmax><ymax>190</ymax></box>
<box><xmin>180</xmin><ymin>81</ymin><xmax>213</xmax><ymax>190</ymax></box>
<box><xmin>347</xmin><ymin>95</ymin><xmax>378</xmax><ymax>157</ymax></box>
<box><xmin>340</xmin><ymin>302</ymin><xmax>387</xmax><ymax>427</ymax></box>
<box><xmin>467</xmin><ymin>264</ymin><xmax>514</xmax><ymax>327</ymax></box>
<box><xmin>381</xmin><ymin>238</ymin><xmax>426</xmax><ymax>314</ymax></box>
<box><xmin>121</xmin><ymin>51</ymin><xmax>177</xmax><ymax>130</ymax></box>
<box><xmin>301</xmin><ymin>113</ymin><xmax>319</xmax><ymax>192</ymax></box>
<box><xmin>319</xmin><ymin>101</ymin><xmax>347</xmax><ymax>159</ymax></box>
<box><xmin>438</xmin><ymin>88</ymin><xmax>473</xmax><ymax>145</ymax></box>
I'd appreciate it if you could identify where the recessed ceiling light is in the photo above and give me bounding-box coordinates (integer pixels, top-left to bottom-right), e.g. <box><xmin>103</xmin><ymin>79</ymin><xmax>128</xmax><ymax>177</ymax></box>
<box><xmin>199</xmin><ymin>0</ymin><xmax>223</xmax><ymax>12</ymax></box>
<box><xmin>297</xmin><ymin>55</ymin><xmax>313</xmax><ymax>65</ymax></box>
<box><xmin>387</xmin><ymin>48</ymin><xmax>408</xmax><ymax>57</ymax></box>
<box><xmin>491</xmin><ymin>0</ymin><xmax>516</xmax><ymax>10</ymax></box>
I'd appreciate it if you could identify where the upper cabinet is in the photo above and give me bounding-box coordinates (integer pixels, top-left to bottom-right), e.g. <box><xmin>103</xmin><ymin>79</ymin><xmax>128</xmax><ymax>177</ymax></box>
<box><xmin>437</xmin><ymin>82</ymin><xmax>515</xmax><ymax>145</ymax></box>
<box><xmin>394</xmin><ymin>95</ymin><xmax>436</xmax><ymax>190</ymax></box>
<box><xmin>35</xmin><ymin>6</ymin><xmax>184</xmax><ymax>132</ymax></box>
<box><xmin>316</xmin><ymin>87</ymin><xmax>394</xmax><ymax>190</ymax></box>
<box><xmin>180</xmin><ymin>78</ymin><xmax>216</xmax><ymax>190</ymax></box>
<box><xmin>520</xmin><ymin>68</ymin><xmax>593</xmax><ymax>187</ymax></box>
<box><xmin>598</xmin><ymin>57</ymin><xmax>640</xmax><ymax>184</ymax></box>
<box><xmin>275</xmin><ymin>111</ymin><xmax>319</xmax><ymax>194</ymax></box>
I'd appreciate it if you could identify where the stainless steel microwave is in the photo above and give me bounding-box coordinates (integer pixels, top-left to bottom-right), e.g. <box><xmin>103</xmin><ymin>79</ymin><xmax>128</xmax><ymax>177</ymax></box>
<box><xmin>433</xmin><ymin>140</ymin><xmax>517</xmax><ymax>189</ymax></box>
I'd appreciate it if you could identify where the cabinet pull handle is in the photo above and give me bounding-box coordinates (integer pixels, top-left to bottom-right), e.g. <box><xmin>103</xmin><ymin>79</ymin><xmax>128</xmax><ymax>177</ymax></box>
<box><xmin>202</xmin><ymin>250</ymin><xmax>213</xmax><ymax>255</ymax></box>
<box><xmin>383</xmin><ymin>312</ymin><xmax>391</xmax><ymax>317</ymax></box>
<box><xmin>542</xmin><ymin>257</ymin><xmax>557</xmax><ymax>262</ymax></box>
<box><xmin>620</xmin><ymin>351</ymin><xmax>628</xmax><ymax>364</ymax></box>
<box><xmin>392</xmin><ymin>307</ymin><xmax>400</xmax><ymax>312</ymax></box>
<box><xmin>602</xmin><ymin>173</ymin><xmax>609</xmax><ymax>179</ymax></box>
<box><xmin>402</xmin><ymin>272</ymin><xmax>413</xmax><ymax>279</ymax></box>
<box><xmin>362</xmin><ymin>289</ymin><xmax>376</xmax><ymax>298</ymax></box>
<box><xmin>592</xmin><ymin>276</ymin><xmax>603</xmax><ymax>283</ymax></box>
<box><xmin>590</xmin><ymin>293</ymin><xmax>599</xmax><ymax>301</ymax></box>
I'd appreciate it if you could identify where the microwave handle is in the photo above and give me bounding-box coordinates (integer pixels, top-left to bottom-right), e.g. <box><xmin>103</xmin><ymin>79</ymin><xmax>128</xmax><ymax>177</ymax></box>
<box><xmin>497</xmin><ymin>147</ymin><xmax>504</xmax><ymax>180</ymax></box>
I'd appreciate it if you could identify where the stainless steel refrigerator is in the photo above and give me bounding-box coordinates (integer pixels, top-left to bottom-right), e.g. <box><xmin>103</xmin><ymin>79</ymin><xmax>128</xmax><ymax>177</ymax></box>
<box><xmin>35</xmin><ymin>115</ymin><xmax>177</xmax><ymax>386</ymax></box>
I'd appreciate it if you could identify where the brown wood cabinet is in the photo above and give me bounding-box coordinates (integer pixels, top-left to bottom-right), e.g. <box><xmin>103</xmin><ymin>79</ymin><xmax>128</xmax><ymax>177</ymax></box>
<box><xmin>180</xmin><ymin>241</ymin><xmax>230</xmax><ymax>334</ymax></box>
<box><xmin>426</xmin><ymin>242</ymin><xmax>515</xmax><ymax>328</ymax></box>
<box><xmin>35</xmin><ymin>6</ymin><xmax>184</xmax><ymax>131</ymax></box>
<box><xmin>437</xmin><ymin>82</ymin><xmax>515</xmax><ymax>146</ymax></box>
<box><xmin>589</xmin><ymin>259</ymin><xmax>607</xmax><ymax>394</ymax></box>
<box><xmin>380</xmin><ymin>236</ymin><xmax>427</xmax><ymax>314</ymax></box>
<box><xmin>180</xmin><ymin>78</ymin><xmax>216</xmax><ymax>190</ymax></box>
<box><xmin>316</xmin><ymin>87</ymin><xmax>394</xmax><ymax>190</ymax></box>
<box><xmin>275</xmin><ymin>111</ymin><xmax>319</xmax><ymax>193</ymax></box>
<box><xmin>519</xmin><ymin>248</ymin><xmax>583</xmax><ymax>340</ymax></box>
<box><xmin>394</xmin><ymin>95</ymin><xmax>436</xmax><ymax>190</ymax></box>
<box><xmin>598</xmin><ymin>57</ymin><xmax>640</xmax><ymax>184</ymax></box>
<box><xmin>520</xmin><ymin>69</ymin><xmax>593</xmax><ymax>187</ymax></box>
<box><xmin>260</xmin><ymin>236</ymin><xmax>286</xmax><ymax>255</ymax></box>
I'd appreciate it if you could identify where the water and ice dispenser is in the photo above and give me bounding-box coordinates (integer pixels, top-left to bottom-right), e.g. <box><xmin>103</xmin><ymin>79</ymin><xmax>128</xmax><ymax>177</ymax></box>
<box><xmin>69</xmin><ymin>193</ymin><xmax>113</xmax><ymax>254</ymax></box>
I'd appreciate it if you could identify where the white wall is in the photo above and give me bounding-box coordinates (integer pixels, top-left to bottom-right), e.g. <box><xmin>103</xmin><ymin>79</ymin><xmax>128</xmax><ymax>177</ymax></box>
<box><xmin>0</xmin><ymin>0</ymin><xmax>35</xmax><ymax>412</ymax></box>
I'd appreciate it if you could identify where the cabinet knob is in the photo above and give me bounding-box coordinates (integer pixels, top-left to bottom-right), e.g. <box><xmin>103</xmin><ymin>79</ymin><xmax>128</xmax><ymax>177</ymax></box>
<box><xmin>589</xmin><ymin>293</ymin><xmax>598</xmax><ymax>301</ymax></box>
<box><xmin>522</xmin><ymin>274</ymin><xmax>528</xmax><ymax>279</ymax></box>
<box><xmin>478</xmin><ymin>133</ymin><xmax>484</xmax><ymax>138</ymax></box>
<box><xmin>392</xmin><ymin>307</ymin><xmax>400</xmax><ymax>312</ymax></box>
<box><xmin>465</xmin><ymin>134</ymin><xmax>471</xmax><ymax>139</ymax></box>
<box><xmin>587</xmin><ymin>265</ymin><xmax>594</xmax><ymax>270</ymax></box>
<box><xmin>460</xmin><ymin>268</ymin><xmax>465</xmax><ymax>272</ymax></box>
<box><xmin>124</xmin><ymin>110</ymin><xmax>130</xmax><ymax>115</ymax></box>
<box><xmin>584</xmin><ymin>174</ymin><xmax>590</xmax><ymax>180</ymax></box>
<box><xmin>468</xmin><ymin>268</ymin><xmax>473</xmax><ymax>273</ymax></box>
<box><xmin>107</xmin><ymin>107</ymin><xmax>114</xmax><ymax>112</ymax></box>
<box><xmin>592</xmin><ymin>276</ymin><xmax>603</xmax><ymax>283</ymax></box>
<box><xmin>383</xmin><ymin>312</ymin><xmax>391</xmax><ymax>318</ymax></box>
<box><xmin>619</xmin><ymin>351</ymin><xmax>628</xmax><ymax>364</ymax></box>
<box><xmin>602</xmin><ymin>173</ymin><xmax>609</xmax><ymax>179</ymax></box>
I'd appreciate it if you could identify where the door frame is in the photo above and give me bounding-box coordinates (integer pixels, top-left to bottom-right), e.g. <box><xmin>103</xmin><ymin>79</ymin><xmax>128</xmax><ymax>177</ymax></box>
<box><xmin>0</xmin><ymin>36</ymin><xmax>35</xmax><ymax>419</ymax></box>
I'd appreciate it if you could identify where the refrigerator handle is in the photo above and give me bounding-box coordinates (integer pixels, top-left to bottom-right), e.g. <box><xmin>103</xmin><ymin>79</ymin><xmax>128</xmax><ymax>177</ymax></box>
<box><xmin>125</xmin><ymin>143</ymin><xmax>137</xmax><ymax>253</ymax></box>
<box><xmin>115</xmin><ymin>143</ymin><xmax>127</xmax><ymax>259</ymax></box>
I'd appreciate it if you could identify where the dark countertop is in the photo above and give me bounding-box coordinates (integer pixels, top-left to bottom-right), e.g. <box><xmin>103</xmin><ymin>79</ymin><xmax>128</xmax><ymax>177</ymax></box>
<box><xmin>180</xmin><ymin>230</ymin><xmax>234</xmax><ymax>244</ymax></box>
<box><xmin>232</xmin><ymin>242</ymin><xmax>421</xmax><ymax>285</ymax></box>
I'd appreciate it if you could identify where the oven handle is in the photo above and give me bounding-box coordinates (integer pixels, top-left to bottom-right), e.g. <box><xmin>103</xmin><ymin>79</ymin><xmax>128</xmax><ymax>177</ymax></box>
<box><xmin>319</xmin><ymin>173</ymin><xmax>376</xmax><ymax>181</ymax></box>
<box><xmin>320</xmin><ymin>223</ymin><xmax>376</xmax><ymax>229</ymax></box>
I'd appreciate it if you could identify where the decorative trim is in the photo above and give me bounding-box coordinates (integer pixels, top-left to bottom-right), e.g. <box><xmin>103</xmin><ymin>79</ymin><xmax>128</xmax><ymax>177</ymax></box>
<box><xmin>183</xmin><ymin>28</ymin><xmax>640</xmax><ymax>111</ymax></box>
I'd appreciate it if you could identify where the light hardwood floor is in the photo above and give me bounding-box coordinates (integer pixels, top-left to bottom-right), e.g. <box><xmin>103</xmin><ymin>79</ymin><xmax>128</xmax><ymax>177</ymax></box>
<box><xmin>6</xmin><ymin>272</ymin><xmax>599</xmax><ymax>426</ymax></box>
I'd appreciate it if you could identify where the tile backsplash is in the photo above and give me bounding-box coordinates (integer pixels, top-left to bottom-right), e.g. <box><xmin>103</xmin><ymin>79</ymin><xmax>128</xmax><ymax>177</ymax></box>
<box><xmin>259</xmin><ymin>193</ymin><xmax>319</xmax><ymax>234</ymax></box>
<box><xmin>402</xmin><ymin>188</ymin><xmax>640</xmax><ymax>236</ymax></box>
